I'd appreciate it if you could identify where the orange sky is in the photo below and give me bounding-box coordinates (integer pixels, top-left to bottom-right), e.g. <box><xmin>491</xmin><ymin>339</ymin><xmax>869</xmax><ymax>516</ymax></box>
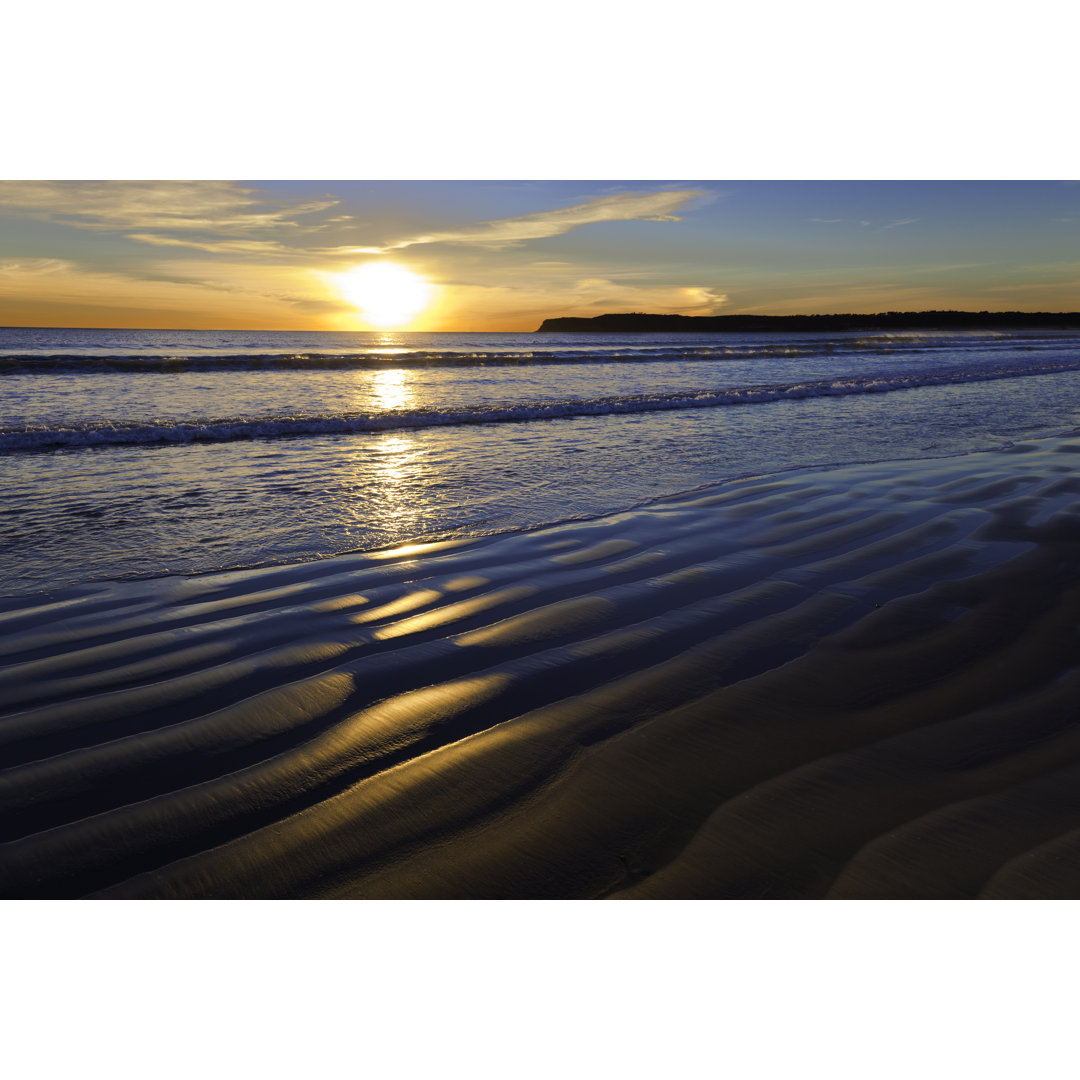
<box><xmin>2</xmin><ymin>181</ymin><xmax>1078</xmax><ymax>330</ymax></box>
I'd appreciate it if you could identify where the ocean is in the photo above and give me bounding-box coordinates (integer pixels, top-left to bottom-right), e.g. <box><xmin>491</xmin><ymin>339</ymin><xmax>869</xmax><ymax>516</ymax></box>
<box><xmin>4</xmin><ymin>324</ymin><xmax>1080</xmax><ymax>598</ymax></box>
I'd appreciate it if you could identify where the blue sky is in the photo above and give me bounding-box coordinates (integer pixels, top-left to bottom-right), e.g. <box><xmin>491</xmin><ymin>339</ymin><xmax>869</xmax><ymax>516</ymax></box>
<box><xmin>1</xmin><ymin>180</ymin><xmax>1077</xmax><ymax>329</ymax></box>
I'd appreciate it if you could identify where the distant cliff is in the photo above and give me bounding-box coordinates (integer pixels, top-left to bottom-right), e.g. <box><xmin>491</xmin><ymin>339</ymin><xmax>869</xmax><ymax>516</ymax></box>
<box><xmin>536</xmin><ymin>311</ymin><xmax>1080</xmax><ymax>333</ymax></box>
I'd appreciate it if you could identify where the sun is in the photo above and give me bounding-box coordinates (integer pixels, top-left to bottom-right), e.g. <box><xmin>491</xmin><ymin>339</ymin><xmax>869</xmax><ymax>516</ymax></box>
<box><xmin>335</xmin><ymin>263</ymin><xmax>433</xmax><ymax>328</ymax></box>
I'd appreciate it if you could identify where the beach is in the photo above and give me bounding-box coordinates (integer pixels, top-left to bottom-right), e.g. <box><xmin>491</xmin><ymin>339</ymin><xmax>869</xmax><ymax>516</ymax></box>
<box><xmin>5</xmin><ymin>431</ymin><xmax>1080</xmax><ymax>899</ymax></box>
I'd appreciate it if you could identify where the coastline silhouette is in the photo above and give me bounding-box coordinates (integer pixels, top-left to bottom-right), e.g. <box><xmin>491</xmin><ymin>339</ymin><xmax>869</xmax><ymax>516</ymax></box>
<box><xmin>537</xmin><ymin>310</ymin><xmax>1080</xmax><ymax>332</ymax></box>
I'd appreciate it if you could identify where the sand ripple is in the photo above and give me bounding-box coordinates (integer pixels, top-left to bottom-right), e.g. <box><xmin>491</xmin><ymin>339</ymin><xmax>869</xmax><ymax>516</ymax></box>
<box><xmin>5</xmin><ymin>436</ymin><xmax>1080</xmax><ymax>898</ymax></box>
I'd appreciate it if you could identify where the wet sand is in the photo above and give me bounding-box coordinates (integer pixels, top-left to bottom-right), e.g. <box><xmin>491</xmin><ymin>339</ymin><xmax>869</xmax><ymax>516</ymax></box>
<box><xmin>5</xmin><ymin>435</ymin><xmax>1080</xmax><ymax>899</ymax></box>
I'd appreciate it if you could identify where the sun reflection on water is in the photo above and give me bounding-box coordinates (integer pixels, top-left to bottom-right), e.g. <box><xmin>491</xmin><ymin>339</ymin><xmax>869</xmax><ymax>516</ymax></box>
<box><xmin>331</xmin><ymin>427</ymin><xmax>455</xmax><ymax>556</ymax></box>
<box><xmin>372</xmin><ymin>369</ymin><xmax>413</xmax><ymax>412</ymax></box>
<box><xmin>374</xmin><ymin>433</ymin><xmax>413</xmax><ymax>484</ymax></box>
<box><xmin>366</xmin><ymin>334</ymin><xmax>410</xmax><ymax>355</ymax></box>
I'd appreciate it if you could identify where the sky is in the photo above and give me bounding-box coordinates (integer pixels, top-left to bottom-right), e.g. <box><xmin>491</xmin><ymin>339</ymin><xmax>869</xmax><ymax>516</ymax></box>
<box><xmin>1</xmin><ymin>179</ymin><xmax>1078</xmax><ymax>331</ymax></box>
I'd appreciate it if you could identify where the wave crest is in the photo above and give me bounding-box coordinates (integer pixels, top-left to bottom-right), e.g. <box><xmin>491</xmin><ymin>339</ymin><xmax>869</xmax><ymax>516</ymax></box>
<box><xmin>1</xmin><ymin>331</ymin><xmax>1070</xmax><ymax>374</ymax></box>
<box><xmin>6</xmin><ymin>356</ymin><xmax>1080</xmax><ymax>452</ymax></box>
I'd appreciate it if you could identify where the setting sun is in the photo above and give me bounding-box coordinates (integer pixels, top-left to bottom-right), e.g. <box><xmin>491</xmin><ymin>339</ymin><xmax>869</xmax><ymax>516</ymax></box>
<box><xmin>335</xmin><ymin>262</ymin><xmax>433</xmax><ymax>327</ymax></box>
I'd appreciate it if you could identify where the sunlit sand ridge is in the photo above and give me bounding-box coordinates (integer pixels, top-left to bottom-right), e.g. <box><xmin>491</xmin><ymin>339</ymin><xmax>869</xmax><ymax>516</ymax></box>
<box><xmin>6</xmin><ymin>436</ymin><xmax>1080</xmax><ymax>898</ymax></box>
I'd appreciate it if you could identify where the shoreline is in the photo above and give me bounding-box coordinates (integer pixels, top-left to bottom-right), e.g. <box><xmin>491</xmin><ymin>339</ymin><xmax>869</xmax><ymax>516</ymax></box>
<box><xmin>6</xmin><ymin>424</ymin><xmax>1078</xmax><ymax>605</ymax></box>
<box><xmin>5</xmin><ymin>433</ymin><xmax>1080</xmax><ymax>897</ymax></box>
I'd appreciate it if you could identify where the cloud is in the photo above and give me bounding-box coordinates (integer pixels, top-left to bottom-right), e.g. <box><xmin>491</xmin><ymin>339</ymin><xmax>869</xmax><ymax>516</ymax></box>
<box><xmin>0</xmin><ymin>180</ymin><xmax>336</xmax><ymax>234</ymax></box>
<box><xmin>811</xmin><ymin>217</ymin><xmax>918</xmax><ymax>229</ymax></box>
<box><xmin>123</xmin><ymin>234</ymin><xmax>401</xmax><ymax>259</ymax></box>
<box><xmin>0</xmin><ymin>250</ymin><xmax>351</xmax><ymax>329</ymax></box>
<box><xmin>418</xmin><ymin>269</ymin><xmax>728</xmax><ymax>331</ymax></box>
<box><xmin>0</xmin><ymin>257</ymin><xmax>72</xmax><ymax>275</ymax></box>
<box><xmin>0</xmin><ymin>183</ymin><xmax>705</xmax><ymax>270</ymax></box>
<box><xmin>124</xmin><ymin>233</ymin><xmax>297</xmax><ymax>255</ymax></box>
<box><xmin>923</xmin><ymin>262</ymin><xmax>985</xmax><ymax>272</ymax></box>
<box><xmin>570</xmin><ymin>277</ymin><xmax>726</xmax><ymax>312</ymax></box>
<box><xmin>370</xmin><ymin>189</ymin><xmax>705</xmax><ymax>251</ymax></box>
<box><xmin>984</xmin><ymin>279</ymin><xmax>1080</xmax><ymax>293</ymax></box>
<box><xmin>325</xmin><ymin>246</ymin><xmax>388</xmax><ymax>256</ymax></box>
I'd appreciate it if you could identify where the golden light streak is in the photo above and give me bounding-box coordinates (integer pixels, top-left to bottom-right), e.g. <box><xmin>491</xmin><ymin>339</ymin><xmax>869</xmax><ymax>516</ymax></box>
<box><xmin>371</xmin><ymin>369</ymin><xmax>412</xmax><ymax>411</ymax></box>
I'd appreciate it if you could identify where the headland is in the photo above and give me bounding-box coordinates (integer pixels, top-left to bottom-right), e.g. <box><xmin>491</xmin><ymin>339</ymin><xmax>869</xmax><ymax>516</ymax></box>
<box><xmin>536</xmin><ymin>311</ymin><xmax>1080</xmax><ymax>333</ymax></box>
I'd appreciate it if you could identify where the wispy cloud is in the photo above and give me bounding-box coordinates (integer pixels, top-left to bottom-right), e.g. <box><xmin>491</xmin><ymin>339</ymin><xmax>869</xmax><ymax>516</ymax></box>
<box><xmin>124</xmin><ymin>233</ymin><xmax>298</xmax><ymax>255</ymax></box>
<box><xmin>568</xmin><ymin>276</ymin><xmax>727</xmax><ymax>313</ymax></box>
<box><xmin>126</xmin><ymin>235</ymin><xmax>432</xmax><ymax>259</ymax></box>
<box><xmin>0</xmin><ymin>257</ymin><xmax>72</xmax><ymax>275</ymax></box>
<box><xmin>984</xmin><ymin>279</ymin><xmax>1080</xmax><ymax>293</ymax></box>
<box><xmin>922</xmin><ymin>262</ymin><xmax>985</xmax><ymax>272</ymax></box>
<box><xmin>810</xmin><ymin>217</ymin><xmax>918</xmax><ymax>229</ymax></box>
<box><xmin>0</xmin><ymin>181</ymin><xmax>336</xmax><ymax>234</ymax></box>
<box><xmin>0</xmin><ymin>250</ymin><xmax>349</xmax><ymax>328</ymax></box>
<box><xmin>358</xmin><ymin>190</ymin><xmax>705</xmax><ymax>252</ymax></box>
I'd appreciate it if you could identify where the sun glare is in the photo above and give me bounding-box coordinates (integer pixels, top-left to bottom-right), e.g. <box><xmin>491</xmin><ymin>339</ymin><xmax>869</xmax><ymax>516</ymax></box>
<box><xmin>336</xmin><ymin>263</ymin><xmax>433</xmax><ymax>328</ymax></box>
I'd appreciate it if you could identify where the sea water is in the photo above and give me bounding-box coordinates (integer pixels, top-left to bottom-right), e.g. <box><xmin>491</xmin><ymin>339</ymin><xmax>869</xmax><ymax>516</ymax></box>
<box><xmin>4</xmin><ymin>325</ymin><xmax>1080</xmax><ymax>596</ymax></box>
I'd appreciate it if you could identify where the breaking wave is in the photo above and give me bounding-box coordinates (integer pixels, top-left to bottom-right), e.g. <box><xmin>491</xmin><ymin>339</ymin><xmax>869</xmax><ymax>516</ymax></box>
<box><xmin>6</xmin><ymin>354</ymin><xmax>1080</xmax><ymax>452</ymax></box>
<box><xmin>0</xmin><ymin>331</ymin><xmax>1072</xmax><ymax>374</ymax></box>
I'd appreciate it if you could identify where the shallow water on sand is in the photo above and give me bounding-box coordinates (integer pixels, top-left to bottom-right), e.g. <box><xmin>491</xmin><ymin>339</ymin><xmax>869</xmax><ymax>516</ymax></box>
<box><xmin>6</xmin><ymin>434</ymin><xmax>1080</xmax><ymax>898</ymax></box>
<box><xmin>3</xmin><ymin>327</ymin><xmax>1080</xmax><ymax>595</ymax></box>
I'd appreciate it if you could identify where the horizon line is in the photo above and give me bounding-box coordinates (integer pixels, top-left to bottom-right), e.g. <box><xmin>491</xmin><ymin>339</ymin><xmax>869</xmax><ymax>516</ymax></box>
<box><xmin>5</xmin><ymin>308</ymin><xmax>1080</xmax><ymax>334</ymax></box>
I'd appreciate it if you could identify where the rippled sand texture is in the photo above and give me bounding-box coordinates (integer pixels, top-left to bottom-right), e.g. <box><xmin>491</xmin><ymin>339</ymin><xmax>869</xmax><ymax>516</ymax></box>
<box><xmin>6</xmin><ymin>436</ymin><xmax>1080</xmax><ymax>899</ymax></box>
